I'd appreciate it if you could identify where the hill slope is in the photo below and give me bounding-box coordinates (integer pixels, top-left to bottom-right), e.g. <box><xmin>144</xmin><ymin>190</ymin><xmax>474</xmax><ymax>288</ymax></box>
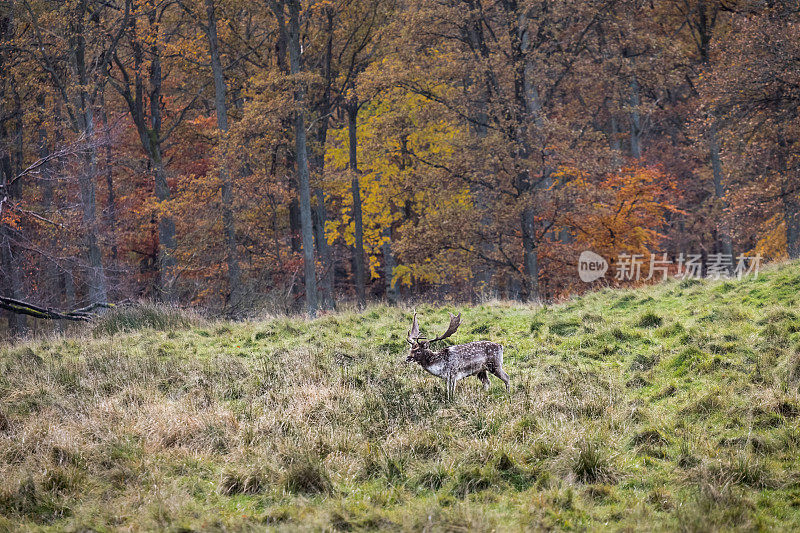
<box><xmin>2</xmin><ymin>264</ymin><xmax>800</xmax><ymax>530</ymax></box>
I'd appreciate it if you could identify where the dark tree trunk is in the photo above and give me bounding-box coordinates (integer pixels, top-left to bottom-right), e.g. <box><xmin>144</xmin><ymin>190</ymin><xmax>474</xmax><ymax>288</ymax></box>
<box><xmin>382</xmin><ymin>226</ymin><xmax>397</xmax><ymax>303</ymax></box>
<box><xmin>520</xmin><ymin>206</ymin><xmax>539</xmax><ymax>300</ymax></box>
<box><xmin>37</xmin><ymin>112</ymin><xmax>61</xmax><ymax>305</ymax></box>
<box><xmin>0</xmin><ymin>140</ymin><xmax>26</xmax><ymax>334</ymax></box>
<box><xmin>204</xmin><ymin>0</ymin><xmax>242</xmax><ymax>309</ymax></box>
<box><xmin>148</xmin><ymin>28</ymin><xmax>177</xmax><ymax>301</ymax></box>
<box><xmin>286</xmin><ymin>0</ymin><xmax>318</xmax><ymax>316</ymax></box>
<box><xmin>312</xmin><ymin>188</ymin><xmax>333</xmax><ymax>307</ymax></box>
<box><xmin>311</xmin><ymin>7</ymin><xmax>335</xmax><ymax>309</ymax></box>
<box><xmin>629</xmin><ymin>74</ymin><xmax>642</xmax><ymax>159</ymax></box>
<box><xmin>709</xmin><ymin>120</ymin><xmax>733</xmax><ymax>262</ymax></box>
<box><xmin>0</xmin><ymin>70</ymin><xmax>26</xmax><ymax>333</ymax></box>
<box><xmin>271</xmin><ymin>1</ymin><xmax>301</xmax><ymax>260</ymax></box>
<box><xmin>786</xmin><ymin>198</ymin><xmax>800</xmax><ymax>259</ymax></box>
<box><xmin>609</xmin><ymin>113</ymin><xmax>622</xmax><ymax>156</ymax></box>
<box><xmin>288</xmin><ymin>197</ymin><xmax>302</xmax><ymax>253</ymax></box>
<box><xmin>778</xmin><ymin>135</ymin><xmax>800</xmax><ymax>258</ymax></box>
<box><xmin>77</xmin><ymin>106</ymin><xmax>108</xmax><ymax>303</ymax></box>
<box><xmin>348</xmin><ymin>100</ymin><xmax>366</xmax><ymax>308</ymax></box>
<box><xmin>73</xmin><ymin>5</ymin><xmax>108</xmax><ymax>303</ymax></box>
<box><xmin>100</xmin><ymin>100</ymin><xmax>118</xmax><ymax>265</ymax></box>
<box><xmin>506</xmin><ymin>0</ymin><xmax>540</xmax><ymax>301</ymax></box>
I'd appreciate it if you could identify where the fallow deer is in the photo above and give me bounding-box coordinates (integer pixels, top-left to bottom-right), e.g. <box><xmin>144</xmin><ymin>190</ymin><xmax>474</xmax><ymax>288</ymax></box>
<box><xmin>405</xmin><ymin>312</ymin><xmax>509</xmax><ymax>398</ymax></box>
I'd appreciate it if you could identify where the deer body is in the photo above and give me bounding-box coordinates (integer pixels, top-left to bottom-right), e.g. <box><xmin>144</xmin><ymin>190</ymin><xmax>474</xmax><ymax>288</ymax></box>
<box><xmin>406</xmin><ymin>314</ymin><xmax>509</xmax><ymax>398</ymax></box>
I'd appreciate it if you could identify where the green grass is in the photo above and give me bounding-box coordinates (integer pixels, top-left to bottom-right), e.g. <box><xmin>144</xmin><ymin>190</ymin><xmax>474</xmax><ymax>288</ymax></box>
<box><xmin>2</xmin><ymin>263</ymin><xmax>800</xmax><ymax>530</ymax></box>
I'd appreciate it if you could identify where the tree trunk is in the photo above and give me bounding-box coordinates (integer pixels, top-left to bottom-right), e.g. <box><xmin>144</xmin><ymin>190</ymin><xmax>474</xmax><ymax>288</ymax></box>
<box><xmin>0</xmin><ymin>83</ymin><xmax>26</xmax><ymax>332</ymax></box>
<box><xmin>0</xmin><ymin>143</ymin><xmax>26</xmax><ymax>334</ymax></box>
<box><xmin>778</xmin><ymin>135</ymin><xmax>800</xmax><ymax>258</ymax></box>
<box><xmin>514</xmin><ymin>6</ymin><xmax>540</xmax><ymax>301</ymax></box>
<box><xmin>146</xmin><ymin>20</ymin><xmax>177</xmax><ymax>301</ymax></box>
<box><xmin>708</xmin><ymin>120</ymin><xmax>733</xmax><ymax>262</ymax></box>
<box><xmin>78</xmin><ymin>105</ymin><xmax>108</xmax><ymax>304</ymax></box>
<box><xmin>117</xmin><ymin>8</ymin><xmax>178</xmax><ymax>300</ymax></box>
<box><xmin>204</xmin><ymin>0</ymin><xmax>242</xmax><ymax>309</ymax></box>
<box><xmin>73</xmin><ymin>9</ymin><xmax>108</xmax><ymax>303</ymax></box>
<box><xmin>785</xmin><ymin>197</ymin><xmax>800</xmax><ymax>259</ymax></box>
<box><xmin>100</xmin><ymin>100</ymin><xmax>118</xmax><ymax>265</ymax></box>
<box><xmin>348</xmin><ymin>101</ymin><xmax>366</xmax><ymax>308</ymax></box>
<box><xmin>312</xmin><ymin>188</ymin><xmax>333</xmax><ymax>307</ymax></box>
<box><xmin>629</xmin><ymin>74</ymin><xmax>642</xmax><ymax>159</ymax></box>
<box><xmin>154</xmin><ymin>161</ymin><xmax>176</xmax><ymax>299</ymax></box>
<box><xmin>382</xmin><ymin>226</ymin><xmax>397</xmax><ymax>303</ymax></box>
<box><xmin>311</xmin><ymin>7</ymin><xmax>335</xmax><ymax>309</ymax></box>
<box><xmin>0</xmin><ymin>239</ymin><xmax>26</xmax><ymax>334</ymax></box>
<box><xmin>521</xmin><ymin>206</ymin><xmax>539</xmax><ymax>301</ymax></box>
<box><xmin>288</xmin><ymin>197</ymin><xmax>302</xmax><ymax>253</ymax></box>
<box><xmin>38</xmin><ymin>113</ymin><xmax>62</xmax><ymax>305</ymax></box>
<box><xmin>609</xmin><ymin>113</ymin><xmax>622</xmax><ymax>155</ymax></box>
<box><xmin>287</xmin><ymin>0</ymin><xmax>318</xmax><ymax>316</ymax></box>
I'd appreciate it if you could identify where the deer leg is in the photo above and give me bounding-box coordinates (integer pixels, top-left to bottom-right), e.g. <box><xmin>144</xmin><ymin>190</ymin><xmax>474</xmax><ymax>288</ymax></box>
<box><xmin>491</xmin><ymin>367</ymin><xmax>510</xmax><ymax>392</ymax></box>
<box><xmin>477</xmin><ymin>370</ymin><xmax>490</xmax><ymax>391</ymax></box>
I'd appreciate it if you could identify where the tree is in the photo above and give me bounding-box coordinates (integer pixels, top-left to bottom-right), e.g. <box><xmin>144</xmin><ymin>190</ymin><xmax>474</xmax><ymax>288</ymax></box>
<box><xmin>348</xmin><ymin>98</ymin><xmax>366</xmax><ymax>307</ymax></box>
<box><xmin>284</xmin><ymin>0</ymin><xmax>318</xmax><ymax>315</ymax></box>
<box><xmin>20</xmin><ymin>0</ymin><xmax>130</xmax><ymax>304</ymax></box>
<box><xmin>704</xmin><ymin>1</ymin><xmax>800</xmax><ymax>258</ymax></box>
<box><xmin>108</xmin><ymin>0</ymin><xmax>196</xmax><ymax>300</ymax></box>
<box><xmin>202</xmin><ymin>0</ymin><xmax>241</xmax><ymax>308</ymax></box>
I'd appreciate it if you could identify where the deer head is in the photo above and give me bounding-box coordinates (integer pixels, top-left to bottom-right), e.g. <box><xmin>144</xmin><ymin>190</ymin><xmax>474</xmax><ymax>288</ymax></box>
<box><xmin>406</xmin><ymin>312</ymin><xmax>461</xmax><ymax>363</ymax></box>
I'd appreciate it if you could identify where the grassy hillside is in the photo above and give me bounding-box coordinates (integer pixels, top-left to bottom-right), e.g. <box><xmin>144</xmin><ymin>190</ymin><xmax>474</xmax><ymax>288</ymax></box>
<box><xmin>2</xmin><ymin>265</ymin><xmax>800</xmax><ymax>531</ymax></box>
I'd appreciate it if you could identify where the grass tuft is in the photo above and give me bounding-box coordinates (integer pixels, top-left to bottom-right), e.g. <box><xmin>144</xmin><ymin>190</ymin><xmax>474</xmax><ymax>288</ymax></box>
<box><xmin>572</xmin><ymin>441</ymin><xmax>615</xmax><ymax>483</ymax></box>
<box><xmin>219</xmin><ymin>469</ymin><xmax>271</xmax><ymax>495</ymax></box>
<box><xmin>636</xmin><ymin>311</ymin><xmax>663</xmax><ymax>328</ymax></box>
<box><xmin>92</xmin><ymin>302</ymin><xmax>197</xmax><ymax>335</ymax></box>
<box><xmin>283</xmin><ymin>454</ymin><xmax>333</xmax><ymax>495</ymax></box>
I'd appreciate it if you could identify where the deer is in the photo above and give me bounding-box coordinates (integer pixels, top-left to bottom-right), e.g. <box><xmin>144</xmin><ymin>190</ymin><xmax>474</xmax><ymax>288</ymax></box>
<box><xmin>405</xmin><ymin>312</ymin><xmax>510</xmax><ymax>399</ymax></box>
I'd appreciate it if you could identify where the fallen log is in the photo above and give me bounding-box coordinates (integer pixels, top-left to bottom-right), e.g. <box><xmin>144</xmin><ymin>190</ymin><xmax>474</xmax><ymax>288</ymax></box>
<box><xmin>0</xmin><ymin>296</ymin><xmax>114</xmax><ymax>321</ymax></box>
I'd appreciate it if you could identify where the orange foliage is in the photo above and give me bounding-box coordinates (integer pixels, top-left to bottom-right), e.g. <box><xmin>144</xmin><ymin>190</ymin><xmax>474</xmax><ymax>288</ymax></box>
<box><xmin>567</xmin><ymin>165</ymin><xmax>683</xmax><ymax>260</ymax></box>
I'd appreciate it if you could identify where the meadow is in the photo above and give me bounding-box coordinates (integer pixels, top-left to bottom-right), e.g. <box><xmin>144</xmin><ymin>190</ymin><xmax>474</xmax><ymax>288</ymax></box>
<box><xmin>2</xmin><ymin>264</ymin><xmax>800</xmax><ymax>531</ymax></box>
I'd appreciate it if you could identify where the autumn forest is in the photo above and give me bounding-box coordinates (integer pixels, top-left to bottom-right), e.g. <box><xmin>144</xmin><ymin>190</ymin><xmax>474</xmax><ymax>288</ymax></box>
<box><xmin>1</xmin><ymin>0</ymin><xmax>799</xmax><ymax>328</ymax></box>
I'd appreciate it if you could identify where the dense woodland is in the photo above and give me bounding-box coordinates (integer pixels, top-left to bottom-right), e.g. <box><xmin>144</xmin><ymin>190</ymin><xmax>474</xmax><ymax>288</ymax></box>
<box><xmin>0</xmin><ymin>0</ymin><xmax>799</xmax><ymax>328</ymax></box>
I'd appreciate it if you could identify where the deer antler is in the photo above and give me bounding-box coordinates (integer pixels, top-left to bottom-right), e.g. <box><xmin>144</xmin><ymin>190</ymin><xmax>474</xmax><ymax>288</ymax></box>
<box><xmin>430</xmin><ymin>312</ymin><xmax>461</xmax><ymax>342</ymax></box>
<box><xmin>407</xmin><ymin>312</ymin><xmax>420</xmax><ymax>344</ymax></box>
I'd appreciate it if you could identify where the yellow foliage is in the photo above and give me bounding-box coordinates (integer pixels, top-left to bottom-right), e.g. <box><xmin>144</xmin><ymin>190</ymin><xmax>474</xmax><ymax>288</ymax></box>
<box><xmin>755</xmin><ymin>215</ymin><xmax>787</xmax><ymax>260</ymax></box>
<box><xmin>325</xmin><ymin>88</ymin><xmax>464</xmax><ymax>283</ymax></box>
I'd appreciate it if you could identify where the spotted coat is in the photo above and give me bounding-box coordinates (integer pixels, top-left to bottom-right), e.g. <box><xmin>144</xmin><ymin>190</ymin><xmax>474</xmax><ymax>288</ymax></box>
<box><xmin>407</xmin><ymin>340</ymin><xmax>510</xmax><ymax>398</ymax></box>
